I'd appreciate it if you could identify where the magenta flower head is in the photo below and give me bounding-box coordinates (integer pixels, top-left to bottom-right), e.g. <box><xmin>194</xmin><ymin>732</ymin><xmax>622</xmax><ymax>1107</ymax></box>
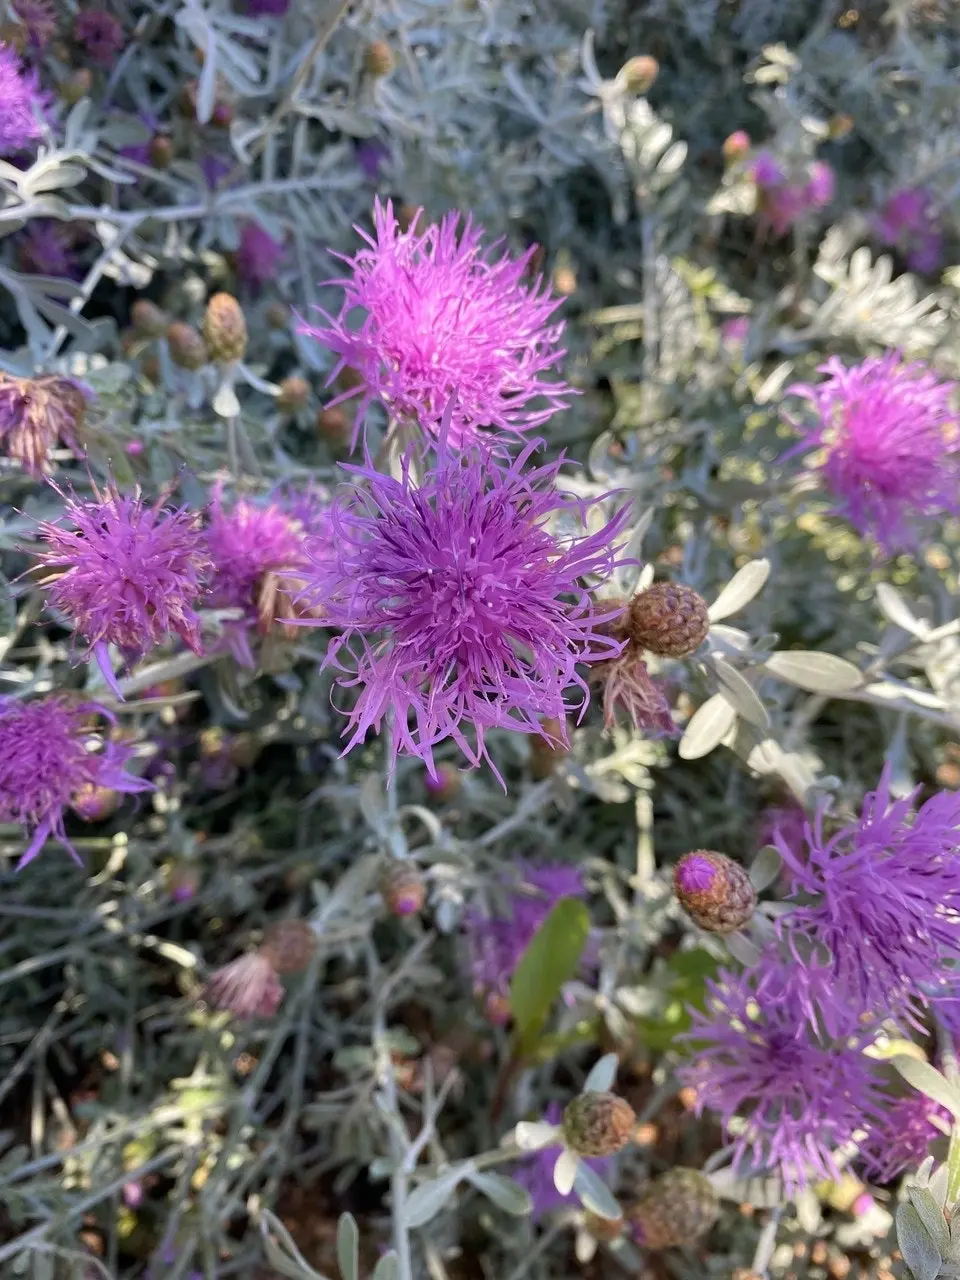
<box><xmin>680</xmin><ymin>962</ymin><xmax>885</xmax><ymax>1196</ymax></box>
<box><xmin>465</xmin><ymin>863</ymin><xmax>588</xmax><ymax>1013</ymax></box>
<box><xmin>751</xmin><ymin>152</ymin><xmax>832</xmax><ymax>236</ymax></box>
<box><xmin>874</xmin><ymin>187</ymin><xmax>945</xmax><ymax>275</ymax></box>
<box><xmin>299</xmin><ymin>198</ymin><xmax>571</xmax><ymax>449</ymax></box>
<box><xmin>235</xmin><ymin>221</ymin><xmax>285</xmax><ymax>289</ymax></box>
<box><xmin>245</xmin><ymin>0</ymin><xmax>288</xmax><ymax>14</ymax></box>
<box><xmin>0</xmin><ymin>41</ymin><xmax>44</xmax><ymax>155</ymax></box>
<box><xmin>17</xmin><ymin>221</ymin><xmax>78</xmax><ymax>278</ymax></box>
<box><xmin>858</xmin><ymin>1091</ymin><xmax>951</xmax><ymax>1184</ymax></box>
<box><xmin>774</xmin><ymin>766</ymin><xmax>960</xmax><ymax>1036</ymax></box>
<box><xmin>34</xmin><ymin>483</ymin><xmax>211</xmax><ymax>696</ymax></box>
<box><xmin>73</xmin><ymin>9</ymin><xmax>125</xmax><ymax>66</ymax></box>
<box><xmin>0</xmin><ymin>373</ymin><xmax>88</xmax><ymax>474</ymax></box>
<box><xmin>512</xmin><ymin>1103</ymin><xmax>612</xmax><ymax>1218</ymax></box>
<box><xmin>11</xmin><ymin>0</ymin><xmax>58</xmax><ymax>49</ymax></box>
<box><xmin>785</xmin><ymin>353</ymin><xmax>960</xmax><ymax>554</ymax></box>
<box><xmin>0</xmin><ymin>696</ymin><xmax>151</xmax><ymax>868</ymax></box>
<box><xmin>298</xmin><ymin>431</ymin><xmax>629</xmax><ymax>780</ymax></box>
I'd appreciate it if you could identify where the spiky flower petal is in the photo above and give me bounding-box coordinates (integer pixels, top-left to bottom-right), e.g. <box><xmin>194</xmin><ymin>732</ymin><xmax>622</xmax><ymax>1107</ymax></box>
<box><xmin>785</xmin><ymin>354</ymin><xmax>960</xmax><ymax>554</ymax></box>
<box><xmin>0</xmin><ymin>40</ymin><xmax>43</xmax><ymax>154</ymax></box>
<box><xmin>857</xmin><ymin>1092</ymin><xmax>951</xmax><ymax>1183</ymax></box>
<box><xmin>300</xmin><ymin>199</ymin><xmax>571</xmax><ymax>448</ymax></box>
<box><xmin>298</xmin><ymin>437</ymin><xmax>628</xmax><ymax>778</ymax></box>
<box><xmin>0</xmin><ymin>696</ymin><xmax>151</xmax><ymax>868</ymax></box>
<box><xmin>73</xmin><ymin>9</ymin><xmax>124</xmax><ymax>66</ymax></box>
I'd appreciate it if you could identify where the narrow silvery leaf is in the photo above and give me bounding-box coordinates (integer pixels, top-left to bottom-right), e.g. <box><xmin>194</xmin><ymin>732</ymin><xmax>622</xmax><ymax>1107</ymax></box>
<box><xmin>259</xmin><ymin>1209</ymin><xmax>326</xmax><ymax>1279</ymax></box>
<box><xmin>726</xmin><ymin>931</ymin><xmax>762</xmax><ymax>966</ymax></box>
<box><xmin>573</xmin><ymin>1161</ymin><xmax>622</xmax><ymax>1221</ymax></box>
<box><xmin>897</xmin><ymin>1202</ymin><xmax>943</xmax><ymax>1280</ymax></box>
<box><xmin>749</xmin><ymin>845</ymin><xmax>783</xmax><ymax>892</ymax></box>
<box><xmin>554</xmin><ymin>1149</ymin><xmax>578</xmax><ymax>1196</ymax></box>
<box><xmin>336</xmin><ymin>1214</ymin><xmax>359</xmax><ymax>1280</ymax></box>
<box><xmin>708</xmin><ymin>559</ymin><xmax>770</xmax><ymax>622</ymax></box>
<box><xmin>710</xmin><ymin>657</ymin><xmax>771</xmax><ymax>729</ymax></box>
<box><xmin>892</xmin><ymin>1056</ymin><xmax>960</xmax><ymax>1120</ymax></box>
<box><xmin>678</xmin><ymin>694</ymin><xmax>738</xmax><ymax>761</ymax></box>
<box><xmin>876</xmin><ymin>582</ymin><xmax>926</xmax><ymax>636</ymax></box>
<box><xmin>908</xmin><ymin>1186</ymin><xmax>951</xmax><ymax>1257</ymax></box>
<box><xmin>371</xmin><ymin>1255</ymin><xmax>399</xmax><ymax>1280</ymax></box>
<box><xmin>583</xmin><ymin>1053</ymin><xmax>619</xmax><ymax>1094</ymax></box>
<box><xmin>764</xmin><ymin>651</ymin><xmax>863</xmax><ymax>694</ymax></box>
<box><xmin>403</xmin><ymin>1168</ymin><xmax>464</xmax><ymax>1229</ymax></box>
<box><xmin>464</xmin><ymin>1170</ymin><xmax>533</xmax><ymax>1216</ymax></box>
<box><xmin>752</xmin><ymin>1211</ymin><xmax>781</xmax><ymax>1274</ymax></box>
<box><xmin>514</xmin><ymin>1121</ymin><xmax>561</xmax><ymax>1151</ymax></box>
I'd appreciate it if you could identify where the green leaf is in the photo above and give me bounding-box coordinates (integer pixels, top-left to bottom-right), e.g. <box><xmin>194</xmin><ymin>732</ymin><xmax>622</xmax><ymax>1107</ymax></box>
<box><xmin>336</xmin><ymin>1213</ymin><xmax>359</xmax><ymax>1280</ymax></box>
<box><xmin>897</xmin><ymin>1202</ymin><xmax>943</xmax><ymax>1280</ymax></box>
<box><xmin>510</xmin><ymin>897</ymin><xmax>590</xmax><ymax>1053</ymax></box>
<box><xmin>763</xmin><ymin>651</ymin><xmax>862</xmax><ymax>694</ymax></box>
<box><xmin>907</xmin><ymin>1186</ymin><xmax>951</xmax><ymax>1258</ymax></box>
<box><xmin>892</xmin><ymin>1056</ymin><xmax>960</xmax><ymax>1120</ymax></box>
<box><xmin>464</xmin><ymin>1169</ymin><xmax>533</xmax><ymax>1216</ymax></box>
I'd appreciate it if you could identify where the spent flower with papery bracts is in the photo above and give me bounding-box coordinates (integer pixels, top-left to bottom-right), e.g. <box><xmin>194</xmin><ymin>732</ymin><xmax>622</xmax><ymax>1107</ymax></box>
<box><xmin>300</xmin><ymin>198</ymin><xmax>571</xmax><ymax>447</ymax></box>
<box><xmin>34</xmin><ymin>483</ymin><xmax>211</xmax><ymax>695</ymax></box>
<box><xmin>297</xmin><ymin>430</ymin><xmax>629</xmax><ymax>779</ymax></box>
<box><xmin>0</xmin><ymin>696</ymin><xmax>151</xmax><ymax>868</ymax></box>
<box><xmin>0</xmin><ymin>374</ymin><xmax>88</xmax><ymax>474</ymax></box>
<box><xmin>785</xmin><ymin>354</ymin><xmax>960</xmax><ymax>555</ymax></box>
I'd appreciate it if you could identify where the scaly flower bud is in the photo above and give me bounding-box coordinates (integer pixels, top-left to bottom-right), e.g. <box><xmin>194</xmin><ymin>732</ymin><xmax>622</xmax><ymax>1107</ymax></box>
<box><xmin>723</xmin><ymin>130</ymin><xmax>751</xmax><ymax>163</ymax></box>
<box><xmin>277</xmin><ymin>375</ymin><xmax>310</xmax><ymax>414</ymax></box>
<box><xmin>259</xmin><ymin>919</ymin><xmax>317</xmax><ymax>974</ymax></box>
<box><xmin>618</xmin><ymin>55</ymin><xmax>658</xmax><ymax>93</ymax></box>
<box><xmin>380</xmin><ymin>861</ymin><xmax>426</xmax><ymax>917</ymax></box>
<box><xmin>674</xmin><ymin>850</ymin><xmax>756</xmax><ymax>934</ymax></box>
<box><xmin>131</xmin><ymin>299</ymin><xmax>168</xmax><ymax>338</ymax></box>
<box><xmin>424</xmin><ymin>764</ymin><xmax>462</xmax><ymax>802</ymax></box>
<box><xmin>530</xmin><ymin>716</ymin><xmax>570</xmax><ymax>780</ymax></box>
<box><xmin>166</xmin><ymin>321</ymin><xmax>207</xmax><ymax>370</ymax></box>
<box><xmin>149</xmin><ymin>135</ymin><xmax>173</xmax><ymax>168</ymax></box>
<box><xmin>562</xmin><ymin>1092</ymin><xmax>635</xmax><ymax>1157</ymax></box>
<box><xmin>363</xmin><ymin>39</ymin><xmax>395</xmax><ymax>77</ymax></box>
<box><xmin>628</xmin><ymin>1168</ymin><xmax>719</xmax><ymax>1249</ymax></box>
<box><xmin>203</xmin><ymin>292</ymin><xmax>247</xmax><ymax>364</ymax></box>
<box><xmin>627</xmin><ymin>582</ymin><xmax>709</xmax><ymax>657</ymax></box>
<box><xmin>60</xmin><ymin>67</ymin><xmax>92</xmax><ymax>105</ymax></box>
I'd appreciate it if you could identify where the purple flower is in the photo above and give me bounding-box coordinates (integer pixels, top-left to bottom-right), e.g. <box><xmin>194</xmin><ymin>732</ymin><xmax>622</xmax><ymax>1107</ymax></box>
<box><xmin>73</xmin><ymin>9</ymin><xmax>125</xmax><ymax>66</ymax></box>
<box><xmin>805</xmin><ymin>161</ymin><xmax>835</xmax><ymax>209</ymax></box>
<box><xmin>785</xmin><ymin>354</ymin><xmax>960</xmax><ymax>553</ymax></box>
<box><xmin>874</xmin><ymin>187</ymin><xmax>945</xmax><ymax>275</ymax></box>
<box><xmin>235</xmin><ymin>221</ymin><xmax>284</xmax><ymax>289</ymax></box>
<box><xmin>35</xmin><ymin>484</ymin><xmax>211</xmax><ymax>695</ymax></box>
<box><xmin>466</xmin><ymin>864</ymin><xmax>588</xmax><ymax>1009</ymax></box>
<box><xmin>356</xmin><ymin>138</ymin><xmax>388</xmax><ymax>181</ymax></box>
<box><xmin>858</xmin><ymin>1092</ymin><xmax>951</xmax><ymax>1183</ymax></box>
<box><xmin>512</xmin><ymin>1103</ymin><xmax>612</xmax><ymax>1218</ymax></box>
<box><xmin>297</xmin><ymin>435</ymin><xmax>629</xmax><ymax>779</ymax></box>
<box><xmin>245</xmin><ymin>0</ymin><xmax>289</xmax><ymax>13</ymax></box>
<box><xmin>0</xmin><ymin>42</ymin><xmax>44</xmax><ymax>155</ymax></box>
<box><xmin>0</xmin><ymin>696</ymin><xmax>151</xmax><ymax>869</ymax></box>
<box><xmin>680</xmin><ymin>963</ymin><xmax>885</xmax><ymax>1196</ymax></box>
<box><xmin>774</xmin><ymin>766</ymin><xmax>960</xmax><ymax>1035</ymax></box>
<box><xmin>11</xmin><ymin>0</ymin><xmax>58</xmax><ymax>48</ymax></box>
<box><xmin>751</xmin><ymin>152</ymin><xmax>833</xmax><ymax>236</ymax></box>
<box><xmin>751</xmin><ymin>152</ymin><xmax>785</xmax><ymax>188</ymax></box>
<box><xmin>0</xmin><ymin>374</ymin><xmax>88</xmax><ymax>474</ymax></box>
<box><xmin>201</xmin><ymin>153</ymin><xmax>232</xmax><ymax>189</ymax></box>
<box><xmin>299</xmin><ymin>198</ymin><xmax>571</xmax><ymax>449</ymax></box>
<box><xmin>16</xmin><ymin>221</ymin><xmax>78</xmax><ymax>278</ymax></box>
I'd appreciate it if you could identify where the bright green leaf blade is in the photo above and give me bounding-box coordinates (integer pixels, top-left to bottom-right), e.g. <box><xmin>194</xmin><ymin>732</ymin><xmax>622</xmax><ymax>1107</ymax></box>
<box><xmin>510</xmin><ymin>897</ymin><xmax>590</xmax><ymax>1053</ymax></box>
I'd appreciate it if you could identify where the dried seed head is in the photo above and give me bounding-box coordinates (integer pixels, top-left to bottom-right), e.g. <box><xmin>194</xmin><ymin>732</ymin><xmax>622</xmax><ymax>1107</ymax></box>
<box><xmin>364</xmin><ymin>39</ymin><xmax>395</xmax><ymax>77</ymax></box>
<box><xmin>203</xmin><ymin>292</ymin><xmax>247</xmax><ymax>364</ymax></box>
<box><xmin>562</xmin><ymin>1092</ymin><xmax>636</xmax><ymax>1157</ymax></box>
<box><xmin>627</xmin><ymin>583</ymin><xmax>709</xmax><ymax>657</ymax></box>
<box><xmin>205</xmin><ymin>952</ymin><xmax>283</xmax><ymax>1019</ymax></box>
<box><xmin>265</xmin><ymin>302</ymin><xmax>290</xmax><ymax>330</ymax></box>
<box><xmin>628</xmin><ymin>1168</ymin><xmax>719</xmax><ymax>1250</ymax></box>
<box><xmin>674</xmin><ymin>850</ymin><xmax>757</xmax><ymax>934</ymax></box>
<box><xmin>277</xmin><ymin>375</ymin><xmax>310</xmax><ymax>414</ymax></box>
<box><xmin>380</xmin><ymin>861</ymin><xmax>426</xmax><ymax>917</ymax></box>
<box><xmin>260</xmin><ymin>919</ymin><xmax>317</xmax><ymax>974</ymax></box>
<box><xmin>166</xmin><ymin>321</ymin><xmax>208</xmax><ymax>370</ymax></box>
<box><xmin>619</xmin><ymin>55</ymin><xmax>659</xmax><ymax>93</ymax></box>
<box><xmin>131</xmin><ymin>299</ymin><xmax>168</xmax><ymax>338</ymax></box>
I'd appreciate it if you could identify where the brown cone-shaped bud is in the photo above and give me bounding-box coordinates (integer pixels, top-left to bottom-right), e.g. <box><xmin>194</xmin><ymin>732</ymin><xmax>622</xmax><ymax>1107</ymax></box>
<box><xmin>619</xmin><ymin>55</ymin><xmax>659</xmax><ymax>93</ymax></box>
<box><xmin>260</xmin><ymin>919</ymin><xmax>317</xmax><ymax>974</ymax></box>
<box><xmin>530</xmin><ymin>716</ymin><xmax>570</xmax><ymax>780</ymax></box>
<box><xmin>627</xmin><ymin>582</ymin><xmax>709</xmax><ymax>657</ymax></box>
<box><xmin>628</xmin><ymin>1168</ymin><xmax>719</xmax><ymax>1250</ymax></box>
<box><xmin>277</xmin><ymin>375</ymin><xmax>310</xmax><ymax>414</ymax></box>
<box><xmin>316</xmin><ymin>405</ymin><xmax>352</xmax><ymax>448</ymax></box>
<box><xmin>380</xmin><ymin>861</ymin><xmax>426</xmax><ymax>917</ymax></box>
<box><xmin>149</xmin><ymin>135</ymin><xmax>174</xmax><ymax>168</ymax></box>
<box><xmin>131</xmin><ymin>299</ymin><xmax>168</xmax><ymax>338</ymax></box>
<box><xmin>265</xmin><ymin>302</ymin><xmax>290</xmax><ymax>329</ymax></box>
<box><xmin>364</xmin><ymin>39</ymin><xmax>395</xmax><ymax>77</ymax></box>
<box><xmin>583</xmin><ymin>1212</ymin><xmax>625</xmax><ymax>1243</ymax></box>
<box><xmin>203</xmin><ymin>292</ymin><xmax>247</xmax><ymax>363</ymax></box>
<box><xmin>424</xmin><ymin>763</ymin><xmax>462</xmax><ymax>802</ymax></box>
<box><xmin>60</xmin><ymin>67</ymin><xmax>93</xmax><ymax>105</ymax></box>
<box><xmin>674</xmin><ymin>850</ymin><xmax>756</xmax><ymax>934</ymax></box>
<box><xmin>166</xmin><ymin>321</ymin><xmax>207</xmax><ymax>370</ymax></box>
<box><xmin>563</xmin><ymin>1092</ymin><xmax>635</xmax><ymax>1157</ymax></box>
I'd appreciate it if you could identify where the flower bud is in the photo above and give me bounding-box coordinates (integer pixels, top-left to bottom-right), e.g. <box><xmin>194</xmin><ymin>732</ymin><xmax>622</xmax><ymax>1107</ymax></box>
<box><xmin>723</xmin><ymin>130</ymin><xmax>751</xmax><ymax>163</ymax></box>
<box><xmin>364</xmin><ymin>39</ymin><xmax>395</xmax><ymax>78</ymax></box>
<box><xmin>562</xmin><ymin>1092</ymin><xmax>635</xmax><ymax>1157</ymax></box>
<box><xmin>131</xmin><ymin>299</ymin><xmax>168</xmax><ymax>338</ymax></box>
<box><xmin>167</xmin><ymin>861</ymin><xmax>201</xmax><ymax>903</ymax></box>
<box><xmin>627</xmin><ymin>582</ymin><xmax>709</xmax><ymax>657</ymax></box>
<box><xmin>674</xmin><ymin>850</ymin><xmax>756</xmax><ymax>934</ymax></box>
<box><xmin>316</xmin><ymin>405</ymin><xmax>352</xmax><ymax>447</ymax></box>
<box><xmin>265</xmin><ymin>302</ymin><xmax>290</xmax><ymax>329</ymax></box>
<box><xmin>71</xmin><ymin>783</ymin><xmax>119</xmax><ymax>822</ymax></box>
<box><xmin>619</xmin><ymin>55</ymin><xmax>659</xmax><ymax>94</ymax></box>
<box><xmin>259</xmin><ymin>919</ymin><xmax>317</xmax><ymax>974</ymax></box>
<box><xmin>0</xmin><ymin>21</ymin><xmax>26</xmax><ymax>51</ymax></box>
<box><xmin>149</xmin><ymin>135</ymin><xmax>174</xmax><ymax>168</ymax></box>
<box><xmin>60</xmin><ymin>67</ymin><xmax>93</xmax><ymax>105</ymax></box>
<box><xmin>583</xmin><ymin>1212</ymin><xmax>625</xmax><ymax>1243</ymax></box>
<box><xmin>380</xmin><ymin>861</ymin><xmax>426</xmax><ymax>917</ymax></box>
<box><xmin>628</xmin><ymin>1168</ymin><xmax>718</xmax><ymax>1249</ymax></box>
<box><xmin>482</xmin><ymin>990</ymin><xmax>512</xmax><ymax>1025</ymax></box>
<box><xmin>828</xmin><ymin>113</ymin><xmax>854</xmax><ymax>141</ymax></box>
<box><xmin>424</xmin><ymin>763</ymin><xmax>462</xmax><ymax>802</ymax></box>
<box><xmin>203</xmin><ymin>292</ymin><xmax>247</xmax><ymax>364</ymax></box>
<box><xmin>277</xmin><ymin>375</ymin><xmax>310</xmax><ymax>414</ymax></box>
<box><xmin>166</xmin><ymin>321</ymin><xmax>207</xmax><ymax>370</ymax></box>
<box><xmin>530</xmin><ymin>716</ymin><xmax>569</xmax><ymax>780</ymax></box>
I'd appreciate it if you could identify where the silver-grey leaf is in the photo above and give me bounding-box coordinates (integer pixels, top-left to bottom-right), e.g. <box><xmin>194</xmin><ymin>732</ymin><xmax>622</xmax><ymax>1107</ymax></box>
<box><xmin>708</xmin><ymin>559</ymin><xmax>771</xmax><ymax>622</ymax></box>
<box><xmin>463</xmin><ymin>1170</ymin><xmax>533</xmax><ymax>1216</ymax></box>
<box><xmin>764</xmin><ymin>651</ymin><xmax>863</xmax><ymax>694</ymax></box>
<box><xmin>892</xmin><ymin>1055</ymin><xmax>960</xmax><ymax>1120</ymax></box>
<box><xmin>710</xmin><ymin>657</ymin><xmax>771</xmax><ymax>729</ymax></box>
<box><xmin>749</xmin><ymin>845</ymin><xmax>783</xmax><ymax>893</ymax></box>
<box><xmin>678</xmin><ymin>693</ymin><xmax>738</xmax><ymax>761</ymax></box>
<box><xmin>336</xmin><ymin>1213</ymin><xmax>359</xmax><ymax>1280</ymax></box>
<box><xmin>908</xmin><ymin>1186</ymin><xmax>951</xmax><ymax>1258</ymax></box>
<box><xmin>573</xmin><ymin>1160</ymin><xmax>622</xmax><ymax>1221</ymax></box>
<box><xmin>403</xmin><ymin>1169</ymin><xmax>464</xmax><ymax>1229</ymax></box>
<box><xmin>897</xmin><ymin>1202</ymin><xmax>943</xmax><ymax>1280</ymax></box>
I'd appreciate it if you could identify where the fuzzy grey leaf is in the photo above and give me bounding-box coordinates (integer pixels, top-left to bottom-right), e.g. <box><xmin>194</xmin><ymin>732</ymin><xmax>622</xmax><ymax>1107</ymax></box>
<box><xmin>897</xmin><ymin>1202</ymin><xmax>943</xmax><ymax>1280</ymax></box>
<box><xmin>336</xmin><ymin>1213</ymin><xmax>359</xmax><ymax>1280</ymax></box>
<box><xmin>892</xmin><ymin>1056</ymin><xmax>960</xmax><ymax>1120</ymax></box>
<box><xmin>710</xmin><ymin>657</ymin><xmax>770</xmax><ymax>729</ymax></box>
<box><xmin>908</xmin><ymin>1186</ymin><xmax>951</xmax><ymax>1258</ymax></box>
<box><xmin>749</xmin><ymin>845</ymin><xmax>783</xmax><ymax>893</ymax></box>
<box><xmin>708</xmin><ymin>560</ymin><xmax>770</xmax><ymax>622</ymax></box>
<box><xmin>678</xmin><ymin>693</ymin><xmax>738</xmax><ymax>760</ymax></box>
<box><xmin>764</xmin><ymin>651</ymin><xmax>863</xmax><ymax>694</ymax></box>
<box><xmin>464</xmin><ymin>1170</ymin><xmax>533</xmax><ymax>1216</ymax></box>
<box><xmin>403</xmin><ymin>1169</ymin><xmax>464</xmax><ymax>1229</ymax></box>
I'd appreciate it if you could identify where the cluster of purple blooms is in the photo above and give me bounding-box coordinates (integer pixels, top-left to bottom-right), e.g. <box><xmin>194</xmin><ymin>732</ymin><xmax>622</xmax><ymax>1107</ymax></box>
<box><xmin>680</xmin><ymin>768</ymin><xmax>960</xmax><ymax>1194</ymax></box>
<box><xmin>750</xmin><ymin>151</ymin><xmax>835</xmax><ymax>236</ymax></box>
